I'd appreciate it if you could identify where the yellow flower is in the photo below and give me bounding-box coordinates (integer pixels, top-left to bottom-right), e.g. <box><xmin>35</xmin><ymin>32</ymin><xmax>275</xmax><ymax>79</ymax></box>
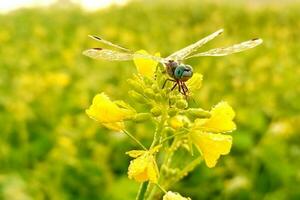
<box><xmin>186</xmin><ymin>73</ymin><xmax>203</xmax><ymax>91</ymax></box>
<box><xmin>191</xmin><ymin>101</ymin><xmax>236</xmax><ymax>168</ymax></box>
<box><xmin>126</xmin><ymin>145</ymin><xmax>161</xmax><ymax>183</ymax></box>
<box><xmin>193</xmin><ymin>101</ymin><xmax>236</xmax><ymax>133</ymax></box>
<box><xmin>86</xmin><ymin>93</ymin><xmax>136</xmax><ymax>131</ymax></box>
<box><xmin>133</xmin><ymin>50</ymin><xmax>160</xmax><ymax>78</ymax></box>
<box><xmin>163</xmin><ymin>191</ymin><xmax>191</xmax><ymax>200</ymax></box>
<box><xmin>192</xmin><ymin>131</ymin><xmax>232</xmax><ymax>168</ymax></box>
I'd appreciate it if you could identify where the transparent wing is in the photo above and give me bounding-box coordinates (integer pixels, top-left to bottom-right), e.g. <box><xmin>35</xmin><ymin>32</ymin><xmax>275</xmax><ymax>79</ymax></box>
<box><xmin>186</xmin><ymin>38</ymin><xmax>263</xmax><ymax>58</ymax></box>
<box><xmin>83</xmin><ymin>48</ymin><xmax>133</xmax><ymax>61</ymax></box>
<box><xmin>167</xmin><ymin>29</ymin><xmax>224</xmax><ymax>61</ymax></box>
<box><xmin>89</xmin><ymin>35</ymin><xmax>131</xmax><ymax>52</ymax></box>
<box><xmin>83</xmin><ymin>48</ymin><xmax>166</xmax><ymax>62</ymax></box>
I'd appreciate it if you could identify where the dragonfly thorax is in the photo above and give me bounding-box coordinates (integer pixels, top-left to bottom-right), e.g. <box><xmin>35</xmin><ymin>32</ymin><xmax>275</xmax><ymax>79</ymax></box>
<box><xmin>165</xmin><ymin>60</ymin><xmax>193</xmax><ymax>81</ymax></box>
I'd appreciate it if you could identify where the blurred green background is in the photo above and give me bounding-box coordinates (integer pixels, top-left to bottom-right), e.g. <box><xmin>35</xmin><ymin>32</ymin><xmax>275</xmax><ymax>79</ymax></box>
<box><xmin>0</xmin><ymin>0</ymin><xmax>300</xmax><ymax>199</ymax></box>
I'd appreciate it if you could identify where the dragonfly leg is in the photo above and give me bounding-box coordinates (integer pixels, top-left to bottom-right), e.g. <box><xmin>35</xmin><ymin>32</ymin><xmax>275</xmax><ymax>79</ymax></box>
<box><xmin>180</xmin><ymin>81</ymin><xmax>188</xmax><ymax>99</ymax></box>
<box><xmin>182</xmin><ymin>82</ymin><xmax>189</xmax><ymax>94</ymax></box>
<box><xmin>178</xmin><ymin>82</ymin><xmax>182</xmax><ymax>93</ymax></box>
<box><xmin>171</xmin><ymin>82</ymin><xmax>178</xmax><ymax>91</ymax></box>
<box><xmin>168</xmin><ymin>98</ymin><xmax>172</xmax><ymax>108</ymax></box>
<box><xmin>181</xmin><ymin>82</ymin><xmax>186</xmax><ymax>95</ymax></box>
<box><xmin>162</xmin><ymin>78</ymin><xmax>176</xmax><ymax>89</ymax></box>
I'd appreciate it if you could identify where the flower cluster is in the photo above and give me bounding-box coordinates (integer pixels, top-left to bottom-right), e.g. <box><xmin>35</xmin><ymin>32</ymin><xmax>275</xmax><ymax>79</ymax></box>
<box><xmin>86</xmin><ymin>50</ymin><xmax>236</xmax><ymax>200</ymax></box>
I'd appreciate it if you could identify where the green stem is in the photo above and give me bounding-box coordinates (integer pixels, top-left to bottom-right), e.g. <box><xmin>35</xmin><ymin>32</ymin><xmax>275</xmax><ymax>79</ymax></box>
<box><xmin>145</xmin><ymin>113</ymin><xmax>167</xmax><ymax>200</ymax></box>
<box><xmin>136</xmin><ymin>182</ymin><xmax>149</xmax><ymax>200</ymax></box>
<box><xmin>171</xmin><ymin>157</ymin><xmax>202</xmax><ymax>184</ymax></box>
<box><xmin>164</xmin><ymin>136</ymin><xmax>180</xmax><ymax>167</ymax></box>
<box><xmin>132</xmin><ymin>116</ymin><xmax>165</xmax><ymax>200</ymax></box>
<box><xmin>155</xmin><ymin>183</ymin><xmax>167</xmax><ymax>194</ymax></box>
<box><xmin>122</xmin><ymin>130</ymin><xmax>147</xmax><ymax>150</ymax></box>
<box><xmin>160</xmin><ymin>131</ymin><xmax>185</xmax><ymax>144</ymax></box>
<box><xmin>147</xmin><ymin>134</ymin><xmax>179</xmax><ymax>200</ymax></box>
<box><xmin>150</xmin><ymin>113</ymin><xmax>167</xmax><ymax>148</ymax></box>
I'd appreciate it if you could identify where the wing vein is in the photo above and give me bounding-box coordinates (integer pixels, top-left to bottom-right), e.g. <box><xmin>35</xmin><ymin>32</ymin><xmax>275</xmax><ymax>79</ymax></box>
<box><xmin>166</xmin><ymin>29</ymin><xmax>224</xmax><ymax>61</ymax></box>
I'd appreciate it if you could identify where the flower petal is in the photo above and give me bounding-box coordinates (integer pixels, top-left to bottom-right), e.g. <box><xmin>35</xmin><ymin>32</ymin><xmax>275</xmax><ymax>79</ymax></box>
<box><xmin>127</xmin><ymin>154</ymin><xmax>159</xmax><ymax>183</ymax></box>
<box><xmin>127</xmin><ymin>145</ymin><xmax>161</xmax><ymax>183</ymax></box>
<box><xmin>128</xmin><ymin>155</ymin><xmax>148</xmax><ymax>182</ymax></box>
<box><xmin>86</xmin><ymin>93</ymin><xmax>136</xmax><ymax>127</ymax></box>
<box><xmin>147</xmin><ymin>155</ymin><xmax>159</xmax><ymax>183</ymax></box>
<box><xmin>194</xmin><ymin>101</ymin><xmax>236</xmax><ymax>133</ymax></box>
<box><xmin>126</xmin><ymin>150</ymin><xmax>146</xmax><ymax>158</ymax></box>
<box><xmin>192</xmin><ymin>131</ymin><xmax>232</xmax><ymax>168</ymax></box>
<box><xmin>133</xmin><ymin>50</ymin><xmax>160</xmax><ymax>78</ymax></box>
<box><xmin>102</xmin><ymin>122</ymin><xmax>125</xmax><ymax>131</ymax></box>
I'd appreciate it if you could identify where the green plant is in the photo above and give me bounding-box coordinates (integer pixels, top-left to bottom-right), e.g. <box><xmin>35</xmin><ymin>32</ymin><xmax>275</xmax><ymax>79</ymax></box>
<box><xmin>86</xmin><ymin>52</ymin><xmax>236</xmax><ymax>199</ymax></box>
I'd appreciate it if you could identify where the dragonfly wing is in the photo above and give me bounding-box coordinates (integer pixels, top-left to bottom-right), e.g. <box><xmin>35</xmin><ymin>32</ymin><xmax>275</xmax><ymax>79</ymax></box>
<box><xmin>187</xmin><ymin>38</ymin><xmax>263</xmax><ymax>58</ymax></box>
<box><xmin>83</xmin><ymin>48</ymin><xmax>134</xmax><ymax>61</ymax></box>
<box><xmin>83</xmin><ymin>48</ymin><xmax>166</xmax><ymax>62</ymax></box>
<box><xmin>166</xmin><ymin>29</ymin><xmax>224</xmax><ymax>61</ymax></box>
<box><xmin>134</xmin><ymin>52</ymin><xmax>166</xmax><ymax>63</ymax></box>
<box><xmin>89</xmin><ymin>35</ymin><xmax>131</xmax><ymax>52</ymax></box>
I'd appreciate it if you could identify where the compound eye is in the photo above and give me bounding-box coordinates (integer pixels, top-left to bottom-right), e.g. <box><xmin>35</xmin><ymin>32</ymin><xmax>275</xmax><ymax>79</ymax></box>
<box><xmin>174</xmin><ymin>67</ymin><xmax>185</xmax><ymax>78</ymax></box>
<box><xmin>185</xmin><ymin>65</ymin><xmax>192</xmax><ymax>71</ymax></box>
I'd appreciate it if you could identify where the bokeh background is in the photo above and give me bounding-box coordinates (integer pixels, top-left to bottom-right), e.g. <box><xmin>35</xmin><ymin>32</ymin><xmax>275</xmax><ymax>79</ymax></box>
<box><xmin>0</xmin><ymin>0</ymin><xmax>300</xmax><ymax>199</ymax></box>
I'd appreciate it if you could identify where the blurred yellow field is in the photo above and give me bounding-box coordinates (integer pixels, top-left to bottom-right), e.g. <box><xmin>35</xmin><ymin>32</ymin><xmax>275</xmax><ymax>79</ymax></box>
<box><xmin>0</xmin><ymin>0</ymin><xmax>300</xmax><ymax>199</ymax></box>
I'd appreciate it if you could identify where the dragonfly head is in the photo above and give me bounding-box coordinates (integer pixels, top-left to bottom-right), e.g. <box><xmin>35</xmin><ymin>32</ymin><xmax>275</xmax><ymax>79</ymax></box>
<box><xmin>174</xmin><ymin>64</ymin><xmax>193</xmax><ymax>81</ymax></box>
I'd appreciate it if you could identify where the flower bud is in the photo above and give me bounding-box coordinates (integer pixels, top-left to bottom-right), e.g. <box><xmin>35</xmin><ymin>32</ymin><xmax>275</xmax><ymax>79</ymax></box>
<box><xmin>160</xmin><ymin>90</ymin><xmax>168</xmax><ymax>99</ymax></box>
<box><xmin>144</xmin><ymin>77</ymin><xmax>154</xmax><ymax>85</ymax></box>
<box><xmin>168</xmin><ymin>116</ymin><xmax>184</xmax><ymax>129</ymax></box>
<box><xmin>151</xmin><ymin>84</ymin><xmax>159</xmax><ymax>93</ymax></box>
<box><xmin>128</xmin><ymin>90</ymin><xmax>147</xmax><ymax>103</ymax></box>
<box><xmin>127</xmin><ymin>79</ymin><xmax>144</xmax><ymax>94</ymax></box>
<box><xmin>187</xmin><ymin>108</ymin><xmax>211</xmax><ymax>118</ymax></box>
<box><xmin>176</xmin><ymin>99</ymin><xmax>188</xmax><ymax>109</ymax></box>
<box><xmin>144</xmin><ymin>88</ymin><xmax>155</xmax><ymax>99</ymax></box>
<box><xmin>168</xmin><ymin>115</ymin><xmax>190</xmax><ymax>129</ymax></box>
<box><xmin>168</xmin><ymin>108</ymin><xmax>178</xmax><ymax>117</ymax></box>
<box><xmin>133</xmin><ymin>113</ymin><xmax>152</xmax><ymax>122</ymax></box>
<box><xmin>155</xmin><ymin>94</ymin><xmax>163</xmax><ymax>102</ymax></box>
<box><xmin>151</xmin><ymin>106</ymin><xmax>162</xmax><ymax>117</ymax></box>
<box><xmin>162</xmin><ymin>127</ymin><xmax>175</xmax><ymax>135</ymax></box>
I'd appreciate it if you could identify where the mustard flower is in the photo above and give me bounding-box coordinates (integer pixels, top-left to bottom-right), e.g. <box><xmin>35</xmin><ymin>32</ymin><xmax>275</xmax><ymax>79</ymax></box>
<box><xmin>133</xmin><ymin>50</ymin><xmax>160</xmax><ymax>78</ymax></box>
<box><xmin>86</xmin><ymin>93</ymin><xmax>136</xmax><ymax>131</ymax></box>
<box><xmin>163</xmin><ymin>191</ymin><xmax>191</xmax><ymax>200</ymax></box>
<box><xmin>126</xmin><ymin>145</ymin><xmax>161</xmax><ymax>183</ymax></box>
<box><xmin>191</xmin><ymin>101</ymin><xmax>236</xmax><ymax>168</ymax></box>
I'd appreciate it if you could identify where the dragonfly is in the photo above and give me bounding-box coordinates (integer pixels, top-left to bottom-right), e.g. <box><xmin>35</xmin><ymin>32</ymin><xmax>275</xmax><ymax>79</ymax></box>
<box><xmin>83</xmin><ymin>29</ymin><xmax>263</xmax><ymax>96</ymax></box>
